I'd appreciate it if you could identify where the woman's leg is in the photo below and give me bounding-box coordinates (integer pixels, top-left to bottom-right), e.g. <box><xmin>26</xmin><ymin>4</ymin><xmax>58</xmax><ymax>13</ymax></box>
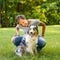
<box><xmin>37</xmin><ymin>37</ymin><xmax>46</xmax><ymax>51</ymax></box>
<box><xmin>12</xmin><ymin>36</ymin><xmax>23</xmax><ymax>46</ymax></box>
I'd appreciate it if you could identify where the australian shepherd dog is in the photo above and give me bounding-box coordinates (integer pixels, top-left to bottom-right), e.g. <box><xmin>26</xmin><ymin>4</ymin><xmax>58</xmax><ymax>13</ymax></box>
<box><xmin>11</xmin><ymin>25</ymin><xmax>38</xmax><ymax>56</ymax></box>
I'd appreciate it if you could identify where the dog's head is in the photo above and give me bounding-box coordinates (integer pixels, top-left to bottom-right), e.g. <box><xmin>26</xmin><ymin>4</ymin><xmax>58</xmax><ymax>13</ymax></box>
<box><xmin>28</xmin><ymin>25</ymin><xmax>38</xmax><ymax>37</ymax></box>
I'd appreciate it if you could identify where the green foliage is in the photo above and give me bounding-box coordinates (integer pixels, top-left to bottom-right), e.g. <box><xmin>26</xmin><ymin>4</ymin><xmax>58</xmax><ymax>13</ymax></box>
<box><xmin>1</xmin><ymin>0</ymin><xmax>60</xmax><ymax>27</ymax></box>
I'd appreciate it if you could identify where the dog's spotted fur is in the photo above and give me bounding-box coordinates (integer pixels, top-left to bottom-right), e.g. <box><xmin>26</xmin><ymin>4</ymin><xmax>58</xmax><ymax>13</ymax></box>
<box><xmin>11</xmin><ymin>25</ymin><xmax>38</xmax><ymax>56</ymax></box>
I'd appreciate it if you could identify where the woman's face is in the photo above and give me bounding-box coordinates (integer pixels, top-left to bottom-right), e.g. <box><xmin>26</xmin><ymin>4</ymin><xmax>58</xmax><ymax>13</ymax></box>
<box><xmin>18</xmin><ymin>19</ymin><xmax>28</xmax><ymax>27</ymax></box>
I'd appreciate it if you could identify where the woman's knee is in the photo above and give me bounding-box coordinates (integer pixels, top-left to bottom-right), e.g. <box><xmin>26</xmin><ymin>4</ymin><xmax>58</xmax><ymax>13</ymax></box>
<box><xmin>42</xmin><ymin>40</ymin><xmax>46</xmax><ymax>47</ymax></box>
<box><xmin>11</xmin><ymin>36</ymin><xmax>16</xmax><ymax>43</ymax></box>
<box><xmin>38</xmin><ymin>37</ymin><xmax>46</xmax><ymax>47</ymax></box>
<box><xmin>11</xmin><ymin>36</ymin><xmax>23</xmax><ymax>46</ymax></box>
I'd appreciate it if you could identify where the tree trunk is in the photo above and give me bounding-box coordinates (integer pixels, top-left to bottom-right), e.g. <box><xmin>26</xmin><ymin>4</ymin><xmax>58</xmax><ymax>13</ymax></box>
<box><xmin>0</xmin><ymin>2</ymin><xmax>2</xmax><ymax>27</ymax></box>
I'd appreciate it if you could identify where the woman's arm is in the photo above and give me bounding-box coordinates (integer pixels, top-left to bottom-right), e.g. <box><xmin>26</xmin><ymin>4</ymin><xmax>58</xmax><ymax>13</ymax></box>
<box><xmin>16</xmin><ymin>26</ymin><xmax>20</xmax><ymax>36</ymax></box>
<box><xmin>39</xmin><ymin>22</ymin><xmax>46</xmax><ymax>37</ymax></box>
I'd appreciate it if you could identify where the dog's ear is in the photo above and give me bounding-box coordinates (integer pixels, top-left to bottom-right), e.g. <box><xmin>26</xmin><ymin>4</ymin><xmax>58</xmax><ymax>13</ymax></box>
<box><xmin>35</xmin><ymin>25</ymin><xmax>38</xmax><ymax>29</ymax></box>
<box><xmin>27</xmin><ymin>26</ymin><xmax>31</xmax><ymax>34</ymax></box>
<box><xmin>35</xmin><ymin>25</ymin><xmax>38</xmax><ymax>34</ymax></box>
<box><xmin>29</xmin><ymin>25</ymin><xmax>32</xmax><ymax>28</ymax></box>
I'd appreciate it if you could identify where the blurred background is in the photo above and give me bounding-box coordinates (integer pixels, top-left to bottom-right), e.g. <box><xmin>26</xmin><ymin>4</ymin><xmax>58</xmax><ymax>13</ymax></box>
<box><xmin>0</xmin><ymin>0</ymin><xmax>60</xmax><ymax>27</ymax></box>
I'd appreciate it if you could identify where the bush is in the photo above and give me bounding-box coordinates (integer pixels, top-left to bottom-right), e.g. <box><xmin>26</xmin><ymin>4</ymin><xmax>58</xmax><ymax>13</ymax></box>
<box><xmin>1</xmin><ymin>0</ymin><xmax>60</xmax><ymax>27</ymax></box>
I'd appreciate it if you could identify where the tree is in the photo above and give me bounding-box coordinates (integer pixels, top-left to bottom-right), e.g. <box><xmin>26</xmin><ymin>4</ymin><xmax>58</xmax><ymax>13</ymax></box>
<box><xmin>1</xmin><ymin>0</ymin><xmax>60</xmax><ymax>27</ymax></box>
<box><xmin>0</xmin><ymin>0</ymin><xmax>2</xmax><ymax>27</ymax></box>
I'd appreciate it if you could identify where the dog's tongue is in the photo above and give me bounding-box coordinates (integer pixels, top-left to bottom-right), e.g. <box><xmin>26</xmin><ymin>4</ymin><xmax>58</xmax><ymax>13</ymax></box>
<box><xmin>30</xmin><ymin>34</ymin><xmax>34</xmax><ymax>37</ymax></box>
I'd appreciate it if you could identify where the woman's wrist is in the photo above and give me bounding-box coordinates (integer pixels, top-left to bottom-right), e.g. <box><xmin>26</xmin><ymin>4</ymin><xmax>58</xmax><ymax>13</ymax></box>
<box><xmin>42</xmin><ymin>34</ymin><xmax>44</xmax><ymax>36</ymax></box>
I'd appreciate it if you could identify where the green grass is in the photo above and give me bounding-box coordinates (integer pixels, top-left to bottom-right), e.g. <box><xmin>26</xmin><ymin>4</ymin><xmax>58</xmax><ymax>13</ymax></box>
<box><xmin>0</xmin><ymin>25</ymin><xmax>60</xmax><ymax>60</ymax></box>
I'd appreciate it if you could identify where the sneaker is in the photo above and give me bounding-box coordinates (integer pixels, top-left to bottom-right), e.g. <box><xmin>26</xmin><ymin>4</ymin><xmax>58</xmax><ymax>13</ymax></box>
<box><xmin>15</xmin><ymin>47</ymin><xmax>22</xmax><ymax>57</ymax></box>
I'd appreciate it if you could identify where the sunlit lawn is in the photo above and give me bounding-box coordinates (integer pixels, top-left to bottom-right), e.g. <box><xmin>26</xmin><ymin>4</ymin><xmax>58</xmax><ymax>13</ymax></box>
<box><xmin>0</xmin><ymin>25</ymin><xmax>60</xmax><ymax>60</ymax></box>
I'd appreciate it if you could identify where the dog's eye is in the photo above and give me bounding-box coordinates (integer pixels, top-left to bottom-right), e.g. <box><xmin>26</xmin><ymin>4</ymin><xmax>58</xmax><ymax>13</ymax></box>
<box><xmin>33</xmin><ymin>28</ymin><xmax>35</xmax><ymax>30</ymax></box>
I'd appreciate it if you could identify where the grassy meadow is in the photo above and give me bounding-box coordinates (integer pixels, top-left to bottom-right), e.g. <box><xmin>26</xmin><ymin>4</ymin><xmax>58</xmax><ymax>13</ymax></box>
<box><xmin>0</xmin><ymin>25</ymin><xmax>60</xmax><ymax>60</ymax></box>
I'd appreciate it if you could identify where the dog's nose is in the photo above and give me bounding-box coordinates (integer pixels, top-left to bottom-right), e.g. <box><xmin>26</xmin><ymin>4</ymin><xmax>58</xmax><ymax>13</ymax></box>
<box><xmin>30</xmin><ymin>32</ymin><xmax>33</xmax><ymax>34</ymax></box>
